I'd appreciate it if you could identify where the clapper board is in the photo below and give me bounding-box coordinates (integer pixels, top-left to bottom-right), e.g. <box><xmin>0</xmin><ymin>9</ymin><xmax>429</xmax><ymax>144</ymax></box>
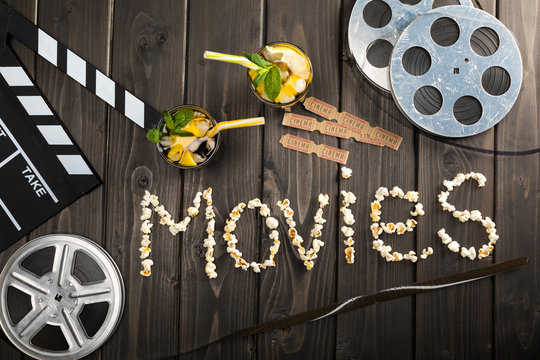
<box><xmin>0</xmin><ymin>2</ymin><xmax>161</xmax><ymax>251</ymax></box>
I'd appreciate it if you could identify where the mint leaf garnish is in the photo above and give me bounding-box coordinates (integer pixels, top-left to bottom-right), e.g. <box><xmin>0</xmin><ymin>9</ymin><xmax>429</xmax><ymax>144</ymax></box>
<box><xmin>253</xmin><ymin>71</ymin><xmax>267</xmax><ymax>89</ymax></box>
<box><xmin>173</xmin><ymin>109</ymin><xmax>194</xmax><ymax>128</ymax></box>
<box><xmin>170</xmin><ymin>129</ymin><xmax>194</xmax><ymax>137</ymax></box>
<box><xmin>162</xmin><ymin>110</ymin><xmax>174</xmax><ymax>130</ymax></box>
<box><xmin>146</xmin><ymin>128</ymin><xmax>161</xmax><ymax>143</ymax></box>
<box><xmin>243</xmin><ymin>52</ymin><xmax>273</xmax><ymax>68</ymax></box>
<box><xmin>265</xmin><ymin>65</ymin><xmax>282</xmax><ymax>100</ymax></box>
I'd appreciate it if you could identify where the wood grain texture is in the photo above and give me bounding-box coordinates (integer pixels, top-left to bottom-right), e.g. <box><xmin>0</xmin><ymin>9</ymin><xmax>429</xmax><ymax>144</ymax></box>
<box><xmin>336</xmin><ymin>0</ymin><xmax>417</xmax><ymax>357</ymax></box>
<box><xmin>101</xmin><ymin>1</ymin><xmax>187</xmax><ymax>359</ymax></box>
<box><xmin>415</xmin><ymin>0</ymin><xmax>497</xmax><ymax>358</ymax></box>
<box><xmin>494</xmin><ymin>0</ymin><xmax>540</xmax><ymax>358</ymax></box>
<box><xmin>0</xmin><ymin>1</ymin><xmax>538</xmax><ymax>359</ymax></box>
<box><xmin>258</xmin><ymin>0</ymin><xmax>340</xmax><ymax>358</ymax></box>
<box><xmin>179</xmin><ymin>0</ymin><xmax>263</xmax><ymax>359</ymax></box>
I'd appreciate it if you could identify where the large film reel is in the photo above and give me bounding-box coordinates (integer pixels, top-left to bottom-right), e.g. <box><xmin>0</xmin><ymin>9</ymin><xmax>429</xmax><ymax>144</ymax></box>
<box><xmin>389</xmin><ymin>6</ymin><xmax>522</xmax><ymax>137</ymax></box>
<box><xmin>0</xmin><ymin>234</ymin><xmax>124</xmax><ymax>360</ymax></box>
<box><xmin>348</xmin><ymin>0</ymin><xmax>473</xmax><ymax>91</ymax></box>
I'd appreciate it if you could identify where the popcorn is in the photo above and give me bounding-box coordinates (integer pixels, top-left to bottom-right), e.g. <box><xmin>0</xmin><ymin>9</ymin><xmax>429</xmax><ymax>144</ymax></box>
<box><xmin>251</xmin><ymin>262</ymin><xmax>261</xmax><ymax>273</ymax></box>
<box><xmin>141</xmin><ymin>237</ymin><xmax>151</xmax><ymax>247</ymax></box>
<box><xmin>259</xmin><ymin>204</ymin><xmax>271</xmax><ymax>217</ymax></box>
<box><xmin>404</xmin><ymin>191</ymin><xmax>419</xmax><ymax>203</ymax></box>
<box><xmin>187</xmin><ymin>206</ymin><xmax>199</xmax><ymax>217</ymax></box>
<box><xmin>149</xmin><ymin>194</ymin><xmax>159</xmax><ymax>207</ymax></box>
<box><xmin>277</xmin><ymin>199</ymin><xmax>290</xmax><ymax>211</ymax></box>
<box><xmin>344</xmin><ymin>237</ymin><xmax>354</xmax><ymax>247</ymax></box>
<box><xmin>403</xmin><ymin>251</ymin><xmax>418</xmax><ymax>263</ymax></box>
<box><xmin>140</xmin><ymin>220</ymin><xmax>153</xmax><ymax>234</ymax></box>
<box><xmin>470</xmin><ymin>210</ymin><xmax>482</xmax><ymax>221</ymax></box>
<box><xmin>169</xmin><ymin>225</ymin><xmax>180</xmax><ymax>236</ymax></box>
<box><xmin>341</xmin><ymin>226</ymin><xmax>354</xmax><ymax>237</ymax></box>
<box><xmin>458</xmin><ymin>210</ymin><xmax>470</xmax><ymax>223</ymax></box>
<box><xmin>311</xmin><ymin>224</ymin><xmax>323</xmax><ymax>238</ymax></box>
<box><xmin>341</xmin><ymin>166</ymin><xmax>352</xmax><ymax>179</ymax></box>
<box><xmin>370</xmin><ymin>186</ymin><xmax>425</xmax><ymax>263</ymax></box>
<box><xmin>283</xmin><ymin>207</ymin><xmax>295</xmax><ymax>219</ymax></box>
<box><xmin>405</xmin><ymin>219</ymin><xmax>417</xmax><ymax>231</ymax></box>
<box><xmin>341</xmin><ymin>190</ymin><xmax>357</xmax><ymax>205</ymax></box>
<box><xmin>372</xmin><ymin>239</ymin><xmax>384</xmax><ymax>250</ymax></box>
<box><xmin>438</xmin><ymin>191</ymin><xmax>449</xmax><ymax>203</ymax></box>
<box><xmin>410</xmin><ymin>203</ymin><xmax>424</xmax><ymax>216</ymax></box>
<box><xmin>314</xmin><ymin>208</ymin><xmax>326</xmax><ymax>224</ymax></box>
<box><xmin>389</xmin><ymin>186</ymin><xmax>405</xmax><ymax>198</ymax></box>
<box><xmin>140</xmin><ymin>207</ymin><xmax>152</xmax><ymax>220</ymax></box>
<box><xmin>248</xmin><ymin>198</ymin><xmax>262</xmax><ymax>209</ymax></box>
<box><xmin>438</xmin><ymin>172</ymin><xmax>499</xmax><ymax>261</ymax></box>
<box><xmin>443</xmin><ymin>180</ymin><xmax>454</xmax><ymax>191</ymax></box>
<box><xmin>395</xmin><ymin>222</ymin><xmax>407</xmax><ymax>235</ymax></box>
<box><xmin>392</xmin><ymin>252</ymin><xmax>403</xmax><ymax>262</ymax></box>
<box><xmin>159</xmin><ymin>217</ymin><xmax>173</xmax><ymax>226</ymax></box>
<box><xmin>140</xmin><ymin>259</ymin><xmax>154</xmax><ymax>277</ymax></box>
<box><xmin>370</xmin><ymin>223</ymin><xmax>383</xmax><ymax>239</ymax></box>
<box><xmin>370</xmin><ymin>212</ymin><xmax>381</xmax><ymax>223</ymax></box>
<box><xmin>225</xmin><ymin>199</ymin><xmax>281</xmax><ymax>274</ymax></box>
<box><xmin>448</xmin><ymin>241</ymin><xmax>460</xmax><ymax>252</ymax></box>
<box><xmin>205</xmin><ymin>207</ymin><xmax>215</xmax><ymax>219</ymax></box>
<box><xmin>266</xmin><ymin>217</ymin><xmax>279</xmax><ymax>230</ymax></box>
<box><xmin>381</xmin><ymin>222</ymin><xmax>396</xmax><ymax>234</ymax></box>
<box><xmin>281</xmin><ymin>195</ymin><xmax>329</xmax><ymax>270</ymax></box>
<box><xmin>139</xmin><ymin>246</ymin><xmax>151</xmax><ymax>259</ymax></box>
<box><xmin>224</xmin><ymin>219</ymin><xmax>237</xmax><ymax>233</ymax></box>
<box><xmin>468</xmin><ymin>247</ymin><xmax>476</xmax><ymax>260</ymax></box>
<box><xmin>345</xmin><ymin>247</ymin><xmax>355</xmax><ymax>263</ymax></box>
<box><xmin>205</xmin><ymin>262</ymin><xmax>217</xmax><ymax>278</ymax></box>
<box><xmin>318</xmin><ymin>194</ymin><xmax>330</xmax><ymax>208</ymax></box>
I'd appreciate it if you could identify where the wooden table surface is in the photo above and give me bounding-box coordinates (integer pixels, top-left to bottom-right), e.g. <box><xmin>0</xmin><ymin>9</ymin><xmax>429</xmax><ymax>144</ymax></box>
<box><xmin>0</xmin><ymin>0</ymin><xmax>538</xmax><ymax>359</ymax></box>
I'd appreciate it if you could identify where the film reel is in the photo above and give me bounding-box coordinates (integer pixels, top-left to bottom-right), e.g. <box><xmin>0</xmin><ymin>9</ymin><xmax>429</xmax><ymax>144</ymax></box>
<box><xmin>0</xmin><ymin>234</ymin><xmax>124</xmax><ymax>360</ymax></box>
<box><xmin>348</xmin><ymin>0</ymin><xmax>473</xmax><ymax>91</ymax></box>
<box><xmin>389</xmin><ymin>6</ymin><xmax>522</xmax><ymax>137</ymax></box>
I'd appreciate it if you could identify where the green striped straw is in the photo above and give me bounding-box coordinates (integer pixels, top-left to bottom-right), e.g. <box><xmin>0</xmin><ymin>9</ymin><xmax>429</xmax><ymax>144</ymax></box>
<box><xmin>203</xmin><ymin>51</ymin><xmax>261</xmax><ymax>71</ymax></box>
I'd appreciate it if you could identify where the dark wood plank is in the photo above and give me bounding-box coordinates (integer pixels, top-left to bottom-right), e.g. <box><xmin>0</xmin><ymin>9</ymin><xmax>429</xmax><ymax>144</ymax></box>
<box><xmin>179</xmin><ymin>0</ymin><xmax>264</xmax><ymax>358</ymax></box>
<box><xmin>415</xmin><ymin>1</ymin><xmax>496</xmax><ymax>358</ymax></box>
<box><xmin>336</xmin><ymin>0</ymin><xmax>417</xmax><ymax>358</ymax></box>
<box><xmin>258</xmin><ymin>0</ymin><xmax>340</xmax><ymax>358</ymax></box>
<box><xmin>23</xmin><ymin>1</ymin><xmax>112</xmax><ymax>359</ymax></box>
<box><xmin>494</xmin><ymin>0</ymin><xmax>540</xmax><ymax>358</ymax></box>
<box><xmin>31</xmin><ymin>0</ymin><xmax>110</xmax><ymax>254</ymax></box>
<box><xmin>101</xmin><ymin>1</ymin><xmax>187</xmax><ymax>359</ymax></box>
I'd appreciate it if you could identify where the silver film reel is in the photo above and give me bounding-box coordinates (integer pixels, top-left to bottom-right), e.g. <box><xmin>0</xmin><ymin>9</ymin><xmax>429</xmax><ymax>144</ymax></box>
<box><xmin>389</xmin><ymin>6</ymin><xmax>522</xmax><ymax>137</ymax></box>
<box><xmin>348</xmin><ymin>0</ymin><xmax>473</xmax><ymax>91</ymax></box>
<box><xmin>0</xmin><ymin>234</ymin><xmax>124</xmax><ymax>360</ymax></box>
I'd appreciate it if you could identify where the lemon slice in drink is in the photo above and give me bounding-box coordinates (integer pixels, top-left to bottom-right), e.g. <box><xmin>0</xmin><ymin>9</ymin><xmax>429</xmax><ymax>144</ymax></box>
<box><xmin>179</xmin><ymin>150</ymin><xmax>198</xmax><ymax>167</ymax></box>
<box><xmin>167</xmin><ymin>144</ymin><xmax>184</xmax><ymax>162</ymax></box>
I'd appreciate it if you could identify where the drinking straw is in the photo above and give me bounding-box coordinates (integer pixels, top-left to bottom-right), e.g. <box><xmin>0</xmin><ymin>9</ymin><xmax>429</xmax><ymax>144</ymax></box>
<box><xmin>203</xmin><ymin>51</ymin><xmax>261</xmax><ymax>70</ymax></box>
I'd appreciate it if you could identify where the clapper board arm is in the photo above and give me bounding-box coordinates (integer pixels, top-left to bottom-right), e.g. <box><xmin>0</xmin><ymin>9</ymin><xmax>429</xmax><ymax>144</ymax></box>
<box><xmin>1</xmin><ymin>1</ymin><xmax>162</xmax><ymax>131</ymax></box>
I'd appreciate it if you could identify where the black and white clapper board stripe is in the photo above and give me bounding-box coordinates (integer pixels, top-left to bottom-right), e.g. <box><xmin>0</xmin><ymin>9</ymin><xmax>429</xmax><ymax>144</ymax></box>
<box><xmin>0</xmin><ymin>2</ymin><xmax>162</xmax><ymax>251</ymax></box>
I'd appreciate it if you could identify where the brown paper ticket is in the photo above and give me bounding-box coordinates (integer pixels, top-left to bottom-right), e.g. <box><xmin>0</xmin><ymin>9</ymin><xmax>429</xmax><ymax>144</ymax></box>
<box><xmin>371</xmin><ymin>126</ymin><xmax>402</xmax><ymax>151</ymax></box>
<box><xmin>282</xmin><ymin>113</ymin><xmax>383</xmax><ymax>146</ymax></box>
<box><xmin>279</xmin><ymin>134</ymin><xmax>349</xmax><ymax>164</ymax></box>
<box><xmin>302</xmin><ymin>96</ymin><xmax>402</xmax><ymax>150</ymax></box>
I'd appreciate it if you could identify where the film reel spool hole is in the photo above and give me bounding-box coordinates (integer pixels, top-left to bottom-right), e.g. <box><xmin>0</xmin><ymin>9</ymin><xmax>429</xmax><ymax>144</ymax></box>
<box><xmin>367</xmin><ymin>39</ymin><xmax>394</xmax><ymax>68</ymax></box>
<box><xmin>431</xmin><ymin>17</ymin><xmax>460</xmax><ymax>46</ymax></box>
<box><xmin>363</xmin><ymin>0</ymin><xmax>392</xmax><ymax>28</ymax></box>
